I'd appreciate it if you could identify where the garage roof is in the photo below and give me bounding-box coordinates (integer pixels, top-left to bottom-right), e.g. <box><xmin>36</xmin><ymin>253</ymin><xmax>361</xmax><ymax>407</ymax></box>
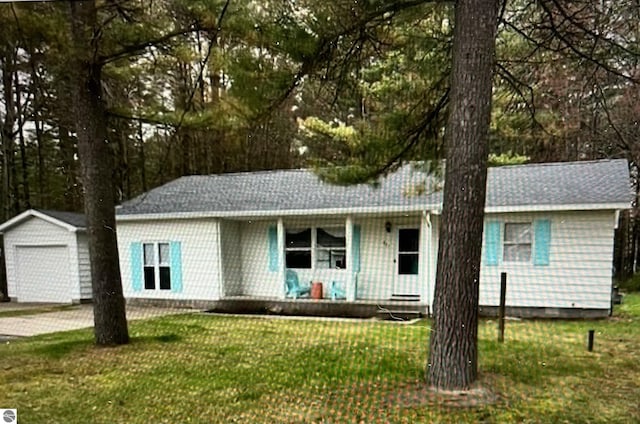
<box><xmin>0</xmin><ymin>209</ymin><xmax>86</xmax><ymax>233</ymax></box>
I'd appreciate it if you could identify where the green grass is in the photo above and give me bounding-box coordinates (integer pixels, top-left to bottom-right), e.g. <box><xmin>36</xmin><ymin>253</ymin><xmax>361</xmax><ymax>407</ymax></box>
<box><xmin>1</xmin><ymin>296</ymin><xmax>639</xmax><ymax>423</ymax></box>
<box><xmin>0</xmin><ymin>304</ymin><xmax>78</xmax><ymax>318</ymax></box>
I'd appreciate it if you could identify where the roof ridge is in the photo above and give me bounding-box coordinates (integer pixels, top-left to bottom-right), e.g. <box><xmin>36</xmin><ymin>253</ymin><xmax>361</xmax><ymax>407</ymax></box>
<box><xmin>492</xmin><ymin>158</ymin><xmax>626</xmax><ymax>171</ymax></box>
<box><xmin>194</xmin><ymin>168</ymin><xmax>309</xmax><ymax>178</ymax></box>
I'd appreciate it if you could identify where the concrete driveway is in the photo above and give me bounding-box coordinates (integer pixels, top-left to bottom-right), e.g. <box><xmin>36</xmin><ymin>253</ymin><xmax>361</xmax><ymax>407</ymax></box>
<box><xmin>0</xmin><ymin>304</ymin><xmax>192</xmax><ymax>337</ymax></box>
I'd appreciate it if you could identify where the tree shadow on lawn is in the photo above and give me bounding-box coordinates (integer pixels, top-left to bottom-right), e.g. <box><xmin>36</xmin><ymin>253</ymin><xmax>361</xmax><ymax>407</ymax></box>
<box><xmin>31</xmin><ymin>333</ymin><xmax>183</xmax><ymax>359</ymax></box>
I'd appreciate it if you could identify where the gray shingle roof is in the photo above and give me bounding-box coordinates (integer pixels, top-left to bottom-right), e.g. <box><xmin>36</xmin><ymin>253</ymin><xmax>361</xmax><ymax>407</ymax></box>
<box><xmin>37</xmin><ymin>209</ymin><xmax>86</xmax><ymax>229</ymax></box>
<box><xmin>116</xmin><ymin>159</ymin><xmax>631</xmax><ymax>216</ymax></box>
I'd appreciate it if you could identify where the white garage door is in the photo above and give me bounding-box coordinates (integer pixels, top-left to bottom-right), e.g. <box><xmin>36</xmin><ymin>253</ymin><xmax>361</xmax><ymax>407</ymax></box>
<box><xmin>16</xmin><ymin>246</ymin><xmax>71</xmax><ymax>303</ymax></box>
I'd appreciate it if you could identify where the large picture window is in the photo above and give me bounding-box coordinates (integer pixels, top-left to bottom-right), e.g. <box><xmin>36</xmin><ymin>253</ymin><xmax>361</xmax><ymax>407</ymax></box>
<box><xmin>503</xmin><ymin>223</ymin><xmax>532</xmax><ymax>262</ymax></box>
<box><xmin>285</xmin><ymin>226</ymin><xmax>347</xmax><ymax>270</ymax></box>
<box><xmin>143</xmin><ymin>242</ymin><xmax>172</xmax><ymax>290</ymax></box>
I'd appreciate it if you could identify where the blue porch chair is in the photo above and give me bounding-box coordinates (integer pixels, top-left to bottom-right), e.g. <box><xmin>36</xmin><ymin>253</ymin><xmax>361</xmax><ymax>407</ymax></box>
<box><xmin>330</xmin><ymin>273</ymin><xmax>358</xmax><ymax>301</ymax></box>
<box><xmin>285</xmin><ymin>270</ymin><xmax>311</xmax><ymax>299</ymax></box>
<box><xmin>330</xmin><ymin>281</ymin><xmax>346</xmax><ymax>300</ymax></box>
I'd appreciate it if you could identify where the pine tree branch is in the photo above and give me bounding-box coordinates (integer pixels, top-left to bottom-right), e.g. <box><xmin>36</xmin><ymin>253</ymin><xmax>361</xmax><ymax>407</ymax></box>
<box><xmin>98</xmin><ymin>25</ymin><xmax>204</xmax><ymax>65</ymax></box>
<box><xmin>261</xmin><ymin>0</ymin><xmax>453</xmax><ymax>118</ymax></box>
<box><xmin>363</xmin><ymin>87</ymin><xmax>450</xmax><ymax>181</ymax></box>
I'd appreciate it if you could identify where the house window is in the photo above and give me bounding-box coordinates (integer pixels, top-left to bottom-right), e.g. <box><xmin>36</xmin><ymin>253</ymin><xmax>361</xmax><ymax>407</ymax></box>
<box><xmin>503</xmin><ymin>223</ymin><xmax>532</xmax><ymax>262</ymax></box>
<box><xmin>285</xmin><ymin>226</ymin><xmax>347</xmax><ymax>270</ymax></box>
<box><xmin>143</xmin><ymin>242</ymin><xmax>172</xmax><ymax>290</ymax></box>
<box><xmin>285</xmin><ymin>229</ymin><xmax>312</xmax><ymax>269</ymax></box>
<box><xmin>316</xmin><ymin>227</ymin><xmax>346</xmax><ymax>269</ymax></box>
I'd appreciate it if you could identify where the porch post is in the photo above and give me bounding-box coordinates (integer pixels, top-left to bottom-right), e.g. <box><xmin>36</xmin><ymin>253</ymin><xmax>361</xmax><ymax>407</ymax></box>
<box><xmin>345</xmin><ymin>216</ymin><xmax>355</xmax><ymax>301</ymax></box>
<box><xmin>420</xmin><ymin>211</ymin><xmax>431</xmax><ymax>308</ymax></box>
<box><xmin>277</xmin><ymin>218</ymin><xmax>286</xmax><ymax>299</ymax></box>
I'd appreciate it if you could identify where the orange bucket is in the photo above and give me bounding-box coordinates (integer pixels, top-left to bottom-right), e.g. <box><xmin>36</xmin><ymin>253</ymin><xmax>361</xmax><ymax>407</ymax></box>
<box><xmin>311</xmin><ymin>282</ymin><xmax>323</xmax><ymax>299</ymax></box>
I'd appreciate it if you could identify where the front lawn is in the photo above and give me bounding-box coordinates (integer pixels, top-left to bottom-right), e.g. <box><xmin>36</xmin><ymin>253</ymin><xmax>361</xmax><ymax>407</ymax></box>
<box><xmin>1</xmin><ymin>295</ymin><xmax>639</xmax><ymax>423</ymax></box>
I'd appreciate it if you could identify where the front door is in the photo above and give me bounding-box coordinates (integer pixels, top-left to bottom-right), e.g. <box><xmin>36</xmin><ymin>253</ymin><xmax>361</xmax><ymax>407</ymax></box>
<box><xmin>394</xmin><ymin>228</ymin><xmax>420</xmax><ymax>296</ymax></box>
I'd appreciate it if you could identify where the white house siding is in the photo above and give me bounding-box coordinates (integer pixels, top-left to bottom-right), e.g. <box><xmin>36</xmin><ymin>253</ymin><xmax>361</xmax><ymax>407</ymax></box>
<box><xmin>240</xmin><ymin>220</ymin><xmax>283</xmax><ymax>297</ymax></box>
<box><xmin>220</xmin><ymin>220</ymin><xmax>242</xmax><ymax>296</ymax></box>
<box><xmin>117</xmin><ymin>218</ymin><xmax>221</xmax><ymax>301</ymax></box>
<box><xmin>3</xmin><ymin>217</ymin><xmax>78</xmax><ymax>303</ymax></box>
<box><xmin>76</xmin><ymin>233</ymin><xmax>93</xmax><ymax>301</ymax></box>
<box><xmin>479</xmin><ymin>210</ymin><xmax>616</xmax><ymax>310</ymax></box>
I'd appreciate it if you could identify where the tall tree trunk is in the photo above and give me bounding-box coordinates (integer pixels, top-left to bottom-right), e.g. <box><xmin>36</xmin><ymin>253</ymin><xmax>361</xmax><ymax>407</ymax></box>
<box><xmin>0</xmin><ymin>235</ymin><xmax>7</xmax><ymax>301</ymax></box>
<box><xmin>1</xmin><ymin>51</ymin><xmax>19</xmax><ymax>219</ymax></box>
<box><xmin>26</xmin><ymin>37</ymin><xmax>46</xmax><ymax>209</ymax></box>
<box><xmin>138</xmin><ymin>120</ymin><xmax>147</xmax><ymax>192</ymax></box>
<box><xmin>15</xmin><ymin>72</ymin><xmax>31</xmax><ymax>209</ymax></box>
<box><xmin>33</xmin><ymin>116</ymin><xmax>46</xmax><ymax>208</ymax></box>
<box><xmin>427</xmin><ymin>0</ymin><xmax>499</xmax><ymax>391</ymax></box>
<box><xmin>58</xmin><ymin>124</ymin><xmax>80</xmax><ymax>211</ymax></box>
<box><xmin>69</xmin><ymin>0</ymin><xmax>129</xmax><ymax>346</ymax></box>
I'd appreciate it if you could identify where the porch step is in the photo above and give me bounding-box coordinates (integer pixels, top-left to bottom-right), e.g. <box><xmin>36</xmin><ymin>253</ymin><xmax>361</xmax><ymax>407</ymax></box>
<box><xmin>390</xmin><ymin>294</ymin><xmax>421</xmax><ymax>302</ymax></box>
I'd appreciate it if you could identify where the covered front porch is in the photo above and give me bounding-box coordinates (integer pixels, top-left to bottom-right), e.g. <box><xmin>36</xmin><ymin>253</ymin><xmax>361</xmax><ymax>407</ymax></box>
<box><xmin>209</xmin><ymin>296</ymin><xmax>428</xmax><ymax>319</ymax></box>
<box><xmin>217</xmin><ymin>212</ymin><xmax>439</xmax><ymax>310</ymax></box>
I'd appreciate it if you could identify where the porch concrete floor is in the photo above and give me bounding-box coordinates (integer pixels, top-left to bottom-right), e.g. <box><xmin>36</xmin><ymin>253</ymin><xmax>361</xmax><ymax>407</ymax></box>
<box><xmin>210</xmin><ymin>296</ymin><xmax>428</xmax><ymax>319</ymax></box>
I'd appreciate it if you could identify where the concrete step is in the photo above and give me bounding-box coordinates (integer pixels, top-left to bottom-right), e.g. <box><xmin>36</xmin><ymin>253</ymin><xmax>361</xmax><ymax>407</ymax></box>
<box><xmin>390</xmin><ymin>294</ymin><xmax>421</xmax><ymax>302</ymax></box>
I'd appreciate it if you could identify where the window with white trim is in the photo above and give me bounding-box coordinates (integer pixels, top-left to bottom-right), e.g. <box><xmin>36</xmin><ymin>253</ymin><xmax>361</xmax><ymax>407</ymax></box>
<box><xmin>503</xmin><ymin>223</ymin><xmax>532</xmax><ymax>262</ymax></box>
<box><xmin>285</xmin><ymin>227</ymin><xmax>347</xmax><ymax>269</ymax></box>
<box><xmin>316</xmin><ymin>227</ymin><xmax>346</xmax><ymax>269</ymax></box>
<box><xmin>143</xmin><ymin>242</ymin><xmax>172</xmax><ymax>290</ymax></box>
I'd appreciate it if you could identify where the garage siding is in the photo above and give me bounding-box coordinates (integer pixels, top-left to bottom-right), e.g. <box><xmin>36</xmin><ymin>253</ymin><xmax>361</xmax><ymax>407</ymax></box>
<box><xmin>76</xmin><ymin>233</ymin><xmax>93</xmax><ymax>301</ymax></box>
<box><xmin>4</xmin><ymin>217</ymin><xmax>77</xmax><ymax>303</ymax></box>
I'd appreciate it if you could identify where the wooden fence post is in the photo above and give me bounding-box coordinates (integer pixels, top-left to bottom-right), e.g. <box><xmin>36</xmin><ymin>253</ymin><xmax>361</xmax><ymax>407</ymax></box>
<box><xmin>498</xmin><ymin>272</ymin><xmax>507</xmax><ymax>343</ymax></box>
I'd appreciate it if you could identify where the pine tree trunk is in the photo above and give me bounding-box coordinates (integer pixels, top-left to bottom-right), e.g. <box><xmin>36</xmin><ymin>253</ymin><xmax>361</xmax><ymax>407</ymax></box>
<box><xmin>0</xmin><ymin>235</ymin><xmax>7</xmax><ymax>301</ymax></box>
<box><xmin>15</xmin><ymin>72</ymin><xmax>31</xmax><ymax>210</ymax></box>
<box><xmin>1</xmin><ymin>52</ymin><xmax>19</xmax><ymax>218</ymax></box>
<box><xmin>138</xmin><ymin>120</ymin><xmax>147</xmax><ymax>192</ymax></box>
<box><xmin>69</xmin><ymin>0</ymin><xmax>129</xmax><ymax>346</ymax></box>
<box><xmin>427</xmin><ymin>0</ymin><xmax>499</xmax><ymax>391</ymax></box>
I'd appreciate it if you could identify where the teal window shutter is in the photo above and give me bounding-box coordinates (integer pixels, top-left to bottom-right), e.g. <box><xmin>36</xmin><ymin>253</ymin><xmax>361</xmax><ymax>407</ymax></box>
<box><xmin>533</xmin><ymin>220</ymin><xmax>551</xmax><ymax>266</ymax></box>
<box><xmin>484</xmin><ymin>221</ymin><xmax>501</xmax><ymax>266</ymax></box>
<box><xmin>352</xmin><ymin>225</ymin><xmax>361</xmax><ymax>272</ymax></box>
<box><xmin>170</xmin><ymin>241</ymin><xmax>183</xmax><ymax>292</ymax></box>
<box><xmin>130</xmin><ymin>242</ymin><xmax>143</xmax><ymax>292</ymax></box>
<box><xmin>268</xmin><ymin>226</ymin><xmax>279</xmax><ymax>272</ymax></box>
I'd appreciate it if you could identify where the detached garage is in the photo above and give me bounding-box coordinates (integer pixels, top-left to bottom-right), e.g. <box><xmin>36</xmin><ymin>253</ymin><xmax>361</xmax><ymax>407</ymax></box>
<box><xmin>0</xmin><ymin>209</ymin><xmax>92</xmax><ymax>303</ymax></box>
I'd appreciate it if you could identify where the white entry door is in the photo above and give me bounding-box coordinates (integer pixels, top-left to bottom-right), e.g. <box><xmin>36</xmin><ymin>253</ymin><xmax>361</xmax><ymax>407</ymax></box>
<box><xmin>393</xmin><ymin>228</ymin><xmax>420</xmax><ymax>296</ymax></box>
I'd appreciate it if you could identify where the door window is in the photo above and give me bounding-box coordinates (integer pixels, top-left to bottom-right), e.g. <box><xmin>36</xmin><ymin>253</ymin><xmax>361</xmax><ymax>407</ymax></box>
<box><xmin>398</xmin><ymin>228</ymin><xmax>419</xmax><ymax>275</ymax></box>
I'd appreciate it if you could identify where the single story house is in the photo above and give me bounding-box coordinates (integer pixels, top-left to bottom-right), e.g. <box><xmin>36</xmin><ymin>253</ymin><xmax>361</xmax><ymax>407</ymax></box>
<box><xmin>0</xmin><ymin>209</ymin><xmax>92</xmax><ymax>303</ymax></box>
<box><xmin>116</xmin><ymin>159</ymin><xmax>630</xmax><ymax>318</ymax></box>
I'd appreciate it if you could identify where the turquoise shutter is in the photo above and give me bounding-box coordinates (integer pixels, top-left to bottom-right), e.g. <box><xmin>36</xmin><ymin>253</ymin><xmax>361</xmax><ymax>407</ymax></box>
<box><xmin>268</xmin><ymin>226</ymin><xmax>279</xmax><ymax>272</ymax></box>
<box><xmin>352</xmin><ymin>225</ymin><xmax>361</xmax><ymax>272</ymax></box>
<box><xmin>484</xmin><ymin>221</ymin><xmax>501</xmax><ymax>266</ymax></box>
<box><xmin>533</xmin><ymin>220</ymin><xmax>551</xmax><ymax>266</ymax></box>
<box><xmin>170</xmin><ymin>241</ymin><xmax>183</xmax><ymax>293</ymax></box>
<box><xmin>130</xmin><ymin>242</ymin><xmax>143</xmax><ymax>292</ymax></box>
